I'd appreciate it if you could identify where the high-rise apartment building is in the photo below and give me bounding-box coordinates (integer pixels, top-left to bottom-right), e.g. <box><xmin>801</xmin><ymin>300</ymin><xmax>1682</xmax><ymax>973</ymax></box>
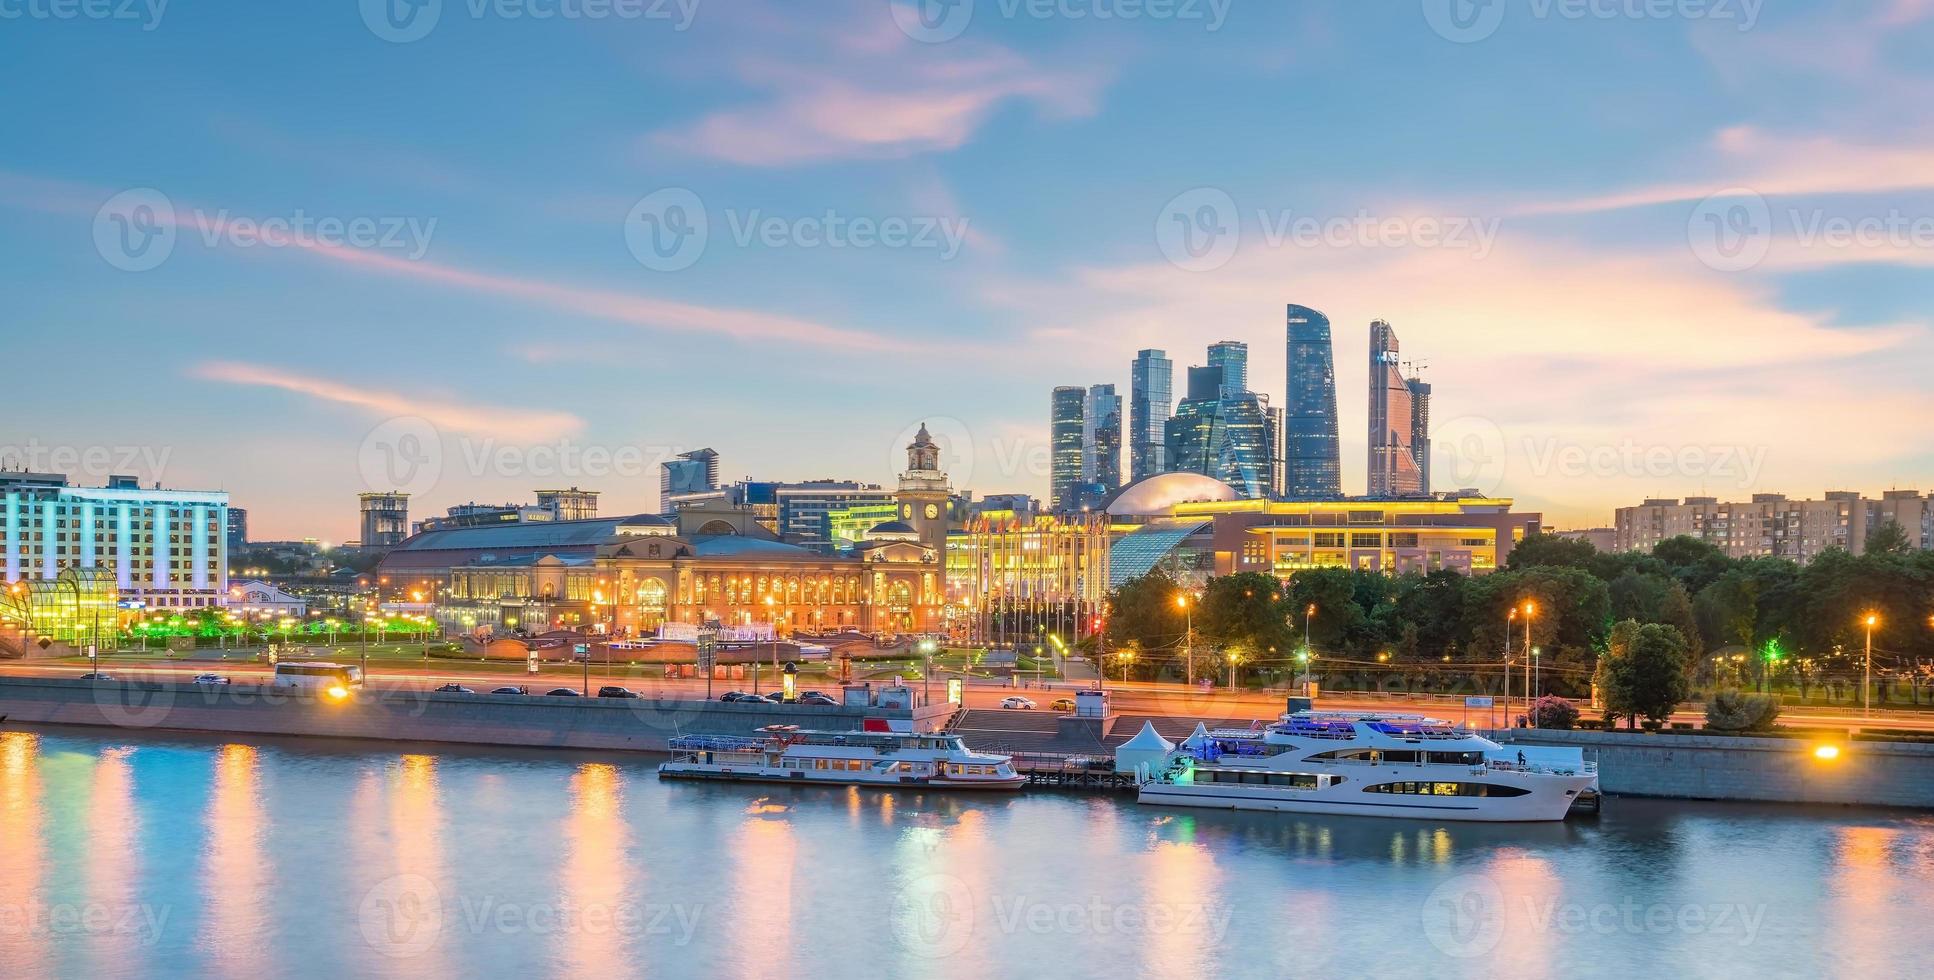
<box><xmin>1050</xmin><ymin>386</ymin><xmax>1087</xmax><ymax>511</ymax></box>
<box><xmin>1283</xmin><ymin>304</ymin><xmax>1342</xmax><ymax>498</ymax></box>
<box><xmin>1612</xmin><ymin>490</ymin><xmax>1934</xmax><ymax>561</ymax></box>
<box><xmin>3</xmin><ymin>471</ymin><xmax>230</xmax><ymax>611</ymax></box>
<box><xmin>1129</xmin><ymin>349</ymin><xmax>1173</xmax><ymax>481</ymax></box>
<box><xmin>1367</xmin><ymin>320</ymin><xmax>1425</xmax><ymax>497</ymax></box>
<box><xmin>1084</xmin><ymin>384</ymin><xmax>1124</xmax><ymax>497</ymax></box>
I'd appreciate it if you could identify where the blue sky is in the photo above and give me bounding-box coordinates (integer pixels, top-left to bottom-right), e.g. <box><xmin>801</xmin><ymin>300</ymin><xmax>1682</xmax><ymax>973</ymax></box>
<box><xmin>3</xmin><ymin>0</ymin><xmax>1932</xmax><ymax>540</ymax></box>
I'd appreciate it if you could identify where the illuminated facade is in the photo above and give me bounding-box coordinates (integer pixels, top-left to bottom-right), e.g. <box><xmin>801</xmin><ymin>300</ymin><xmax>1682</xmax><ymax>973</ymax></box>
<box><xmin>0</xmin><ymin>567</ymin><xmax>120</xmax><ymax>645</ymax></box>
<box><xmin>947</xmin><ymin>511</ymin><xmax>1111</xmax><ymax>644</ymax></box>
<box><xmin>1129</xmin><ymin>348</ymin><xmax>1173</xmax><ymax>481</ymax></box>
<box><xmin>1050</xmin><ymin>386</ymin><xmax>1086</xmax><ymax>511</ymax></box>
<box><xmin>3</xmin><ymin>472</ymin><xmax>229</xmax><ymax>612</ymax></box>
<box><xmin>359</xmin><ymin>492</ymin><xmax>410</xmax><ymax>548</ymax></box>
<box><xmin>1284</xmin><ymin>304</ymin><xmax>1343</xmax><ymax>498</ymax></box>
<box><xmin>1175</xmin><ymin>497</ymin><xmax>1540</xmax><ymax>577</ymax></box>
<box><xmin>1366</xmin><ymin>320</ymin><xmax>1426</xmax><ymax>497</ymax></box>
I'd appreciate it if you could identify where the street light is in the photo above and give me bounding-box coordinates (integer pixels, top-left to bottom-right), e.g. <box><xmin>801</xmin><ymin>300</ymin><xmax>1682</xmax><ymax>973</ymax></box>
<box><xmin>1863</xmin><ymin>612</ymin><xmax>1879</xmax><ymax>717</ymax></box>
<box><xmin>1176</xmin><ymin>594</ymin><xmax>1193</xmax><ymax>686</ymax></box>
<box><xmin>1118</xmin><ymin>649</ymin><xmax>1133</xmax><ymax>684</ymax></box>
<box><xmin>1522</xmin><ymin>601</ymin><xmax>1536</xmax><ymax>713</ymax></box>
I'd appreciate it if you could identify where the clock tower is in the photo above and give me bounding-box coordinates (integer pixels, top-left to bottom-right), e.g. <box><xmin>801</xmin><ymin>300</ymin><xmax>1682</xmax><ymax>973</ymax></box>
<box><xmin>896</xmin><ymin>423</ymin><xmax>953</xmax><ymax>554</ymax></box>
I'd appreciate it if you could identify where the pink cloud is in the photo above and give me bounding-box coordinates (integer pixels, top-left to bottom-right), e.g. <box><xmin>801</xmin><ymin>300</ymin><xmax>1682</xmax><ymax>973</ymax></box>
<box><xmin>193</xmin><ymin>361</ymin><xmax>583</xmax><ymax>442</ymax></box>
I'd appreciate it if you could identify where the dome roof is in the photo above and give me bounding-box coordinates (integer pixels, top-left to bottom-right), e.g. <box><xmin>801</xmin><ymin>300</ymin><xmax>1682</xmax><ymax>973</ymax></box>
<box><xmin>867</xmin><ymin>520</ymin><xmax>917</xmax><ymax>535</ymax></box>
<box><xmin>1104</xmin><ymin>472</ymin><xmax>1240</xmax><ymax>517</ymax></box>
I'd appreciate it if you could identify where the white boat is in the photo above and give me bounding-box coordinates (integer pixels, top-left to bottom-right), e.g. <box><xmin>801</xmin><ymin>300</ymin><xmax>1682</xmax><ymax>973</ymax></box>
<box><xmin>659</xmin><ymin>723</ymin><xmax>1026</xmax><ymax>791</ymax></box>
<box><xmin>1135</xmin><ymin>711</ymin><xmax>1596</xmax><ymax>822</ymax></box>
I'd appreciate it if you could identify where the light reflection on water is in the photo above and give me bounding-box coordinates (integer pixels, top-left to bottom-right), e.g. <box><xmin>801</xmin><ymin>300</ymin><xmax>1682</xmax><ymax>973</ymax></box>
<box><xmin>0</xmin><ymin>726</ymin><xmax>1931</xmax><ymax>980</ymax></box>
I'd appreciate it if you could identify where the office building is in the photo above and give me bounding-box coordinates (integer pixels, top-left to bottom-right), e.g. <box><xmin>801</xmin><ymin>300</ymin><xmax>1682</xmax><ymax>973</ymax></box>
<box><xmin>660</xmin><ymin>449</ymin><xmax>721</xmax><ymax>514</ymax></box>
<box><xmin>1050</xmin><ymin>386</ymin><xmax>1087</xmax><ymax>511</ymax></box>
<box><xmin>1407</xmin><ymin>377</ymin><xmax>1433</xmax><ymax>495</ymax></box>
<box><xmin>226</xmin><ymin>507</ymin><xmax>248</xmax><ymax>551</ymax></box>
<box><xmin>1283</xmin><ymin>304</ymin><xmax>1342</xmax><ymax>498</ymax></box>
<box><xmin>2</xmin><ymin>471</ymin><xmax>230</xmax><ymax>613</ymax></box>
<box><xmin>535</xmin><ymin>488</ymin><xmax>600</xmax><ymax>522</ymax></box>
<box><xmin>1207</xmin><ymin>340</ymin><xmax>1249</xmax><ymax>396</ymax></box>
<box><xmin>358</xmin><ymin>492</ymin><xmax>411</xmax><ymax>549</ymax></box>
<box><xmin>1164</xmin><ymin>365</ymin><xmax>1277</xmax><ymax>499</ymax></box>
<box><xmin>1367</xmin><ymin>320</ymin><xmax>1425</xmax><ymax>497</ymax></box>
<box><xmin>1129</xmin><ymin>349</ymin><xmax>1173</xmax><ymax>481</ymax></box>
<box><xmin>773</xmin><ymin>482</ymin><xmax>896</xmax><ymax>551</ymax></box>
<box><xmin>1084</xmin><ymin>384</ymin><xmax>1124</xmax><ymax>498</ymax></box>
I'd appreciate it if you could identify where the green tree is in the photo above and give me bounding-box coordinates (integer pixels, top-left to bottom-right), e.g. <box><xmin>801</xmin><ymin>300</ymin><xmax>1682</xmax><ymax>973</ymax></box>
<box><xmin>1196</xmin><ymin>572</ymin><xmax>1295</xmax><ymax>664</ymax></box>
<box><xmin>1865</xmin><ymin>520</ymin><xmax>1911</xmax><ymax>556</ymax></box>
<box><xmin>1505</xmin><ymin>533</ymin><xmax>1600</xmax><ymax>572</ymax></box>
<box><xmin>1104</xmin><ymin>570</ymin><xmax>1185</xmax><ymax>663</ymax></box>
<box><xmin>1594</xmin><ymin>620</ymin><xmax>1692</xmax><ymax>729</ymax></box>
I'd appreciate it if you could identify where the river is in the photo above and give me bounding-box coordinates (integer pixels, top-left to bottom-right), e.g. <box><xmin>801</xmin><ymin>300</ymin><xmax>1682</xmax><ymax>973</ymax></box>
<box><xmin>0</xmin><ymin>726</ymin><xmax>1929</xmax><ymax>979</ymax></box>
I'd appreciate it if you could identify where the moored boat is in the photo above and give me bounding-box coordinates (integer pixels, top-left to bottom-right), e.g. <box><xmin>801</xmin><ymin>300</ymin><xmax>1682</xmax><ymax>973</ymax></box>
<box><xmin>659</xmin><ymin>722</ymin><xmax>1025</xmax><ymax>791</ymax></box>
<box><xmin>1135</xmin><ymin>711</ymin><xmax>1596</xmax><ymax>822</ymax></box>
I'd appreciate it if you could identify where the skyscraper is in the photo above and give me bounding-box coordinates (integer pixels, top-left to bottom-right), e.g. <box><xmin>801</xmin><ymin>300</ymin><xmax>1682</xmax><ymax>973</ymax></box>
<box><xmin>1407</xmin><ymin>376</ymin><xmax>1432</xmax><ymax>495</ymax></box>
<box><xmin>1084</xmin><ymin>384</ymin><xmax>1123</xmax><ymax>497</ymax></box>
<box><xmin>660</xmin><ymin>448</ymin><xmax>720</xmax><ymax>514</ymax></box>
<box><xmin>1163</xmin><ymin>365</ymin><xmax>1275</xmax><ymax>499</ymax></box>
<box><xmin>1368</xmin><ymin>320</ymin><xmax>1425</xmax><ymax>497</ymax></box>
<box><xmin>1283</xmin><ymin>304</ymin><xmax>1342</xmax><ymax>498</ymax></box>
<box><xmin>1129</xmin><ymin>349</ymin><xmax>1173</xmax><ymax>481</ymax></box>
<box><xmin>358</xmin><ymin>492</ymin><xmax>410</xmax><ymax>548</ymax></box>
<box><xmin>1050</xmin><ymin>386</ymin><xmax>1087</xmax><ymax>511</ymax></box>
<box><xmin>1206</xmin><ymin>340</ymin><xmax>1249</xmax><ymax>396</ymax></box>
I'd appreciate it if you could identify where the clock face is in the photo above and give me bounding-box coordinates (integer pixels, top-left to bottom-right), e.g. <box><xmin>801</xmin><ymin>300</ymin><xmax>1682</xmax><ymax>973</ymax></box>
<box><xmin>924</xmin><ymin>504</ymin><xmax>940</xmax><ymax>520</ymax></box>
<box><xmin>902</xmin><ymin>504</ymin><xmax>913</xmax><ymax>518</ymax></box>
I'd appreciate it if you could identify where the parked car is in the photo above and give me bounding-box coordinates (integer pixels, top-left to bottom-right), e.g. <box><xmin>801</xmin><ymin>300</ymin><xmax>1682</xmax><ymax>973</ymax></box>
<box><xmin>434</xmin><ymin>684</ymin><xmax>476</xmax><ymax>694</ymax></box>
<box><xmin>1000</xmin><ymin>696</ymin><xmax>1037</xmax><ymax>710</ymax></box>
<box><xmin>489</xmin><ymin>686</ymin><xmax>528</xmax><ymax>695</ymax></box>
<box><xmin>1050</xmin><ymin>697</ymin><xmax>1076</xmax><ymax>712</ymax></box>
<box><xmin>798</xmin><ymin>690</ymin><xmax>830</xmax><ymax>701</ymax></box>
<box><xmin>719</xmin><ymin>691</ymin><xmax>751</xmax><ymax>702</ymax></box>
<box><xmin>799</xmin><ymin>694</ymin><xmax>838</xmax><ymax>706</ymax></box>
<box><xmin>735</xmin><ymin>694</ymin><xmax>775</xmax><ymax>704</ymax></box>
<box><xmin>543</xmin><ymin>688</ymin><xmax>582</xmax><ymax>697</ymax></box>
<box><xmin>78</xmin><ymin>672</ymin><xmax>112</xmax><ymax>681</ymax></box>
<box><xmin>597</xmin><ymin>686</ymin><xmax>641</xmax><ymax>699</ymax></box>
<box><xmin>192</xmin><ymin>673</ymin><xmax>231</xmax><ymax>686</ymax></box>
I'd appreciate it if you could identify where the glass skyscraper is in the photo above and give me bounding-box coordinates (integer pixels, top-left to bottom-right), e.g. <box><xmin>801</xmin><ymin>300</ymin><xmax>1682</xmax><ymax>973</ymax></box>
<box><xmin>1084</xmin><ymin>384</ymin><xmax>1123</xmax><ymax>497</ymax></box>
<box><xmin>1050</xmin><ymin>386</ymin><xmax>1087</xmax><ymax>511</ymax></box>
<box><xmin>1129</xmin><ymin>349</ymin><xmax>1172</xmax><ymax>481</ymax></box>
<box><xmin>1162</xmin><ymin>364</ymin><xmax>1276</xmax><ymax>499</ymax></box>
<box><xmin>1283</xmin><ymin>304</ymin><xmax>1342</xmax><ymax>498</ymax></box>
<box><xmin>1206</xmin><ymin>340</ymin><xmax>1248</xmax><ymax>397</ymax></box>
<box><xmin>1407</xmin><ymin>376</ymin><xmax>1432</xmax><ymax>495</ymax></box>
<box><xmin>1368</xmin><ymin>319</ymin><xmax>1425</xmax><ymax>497</ymax></box>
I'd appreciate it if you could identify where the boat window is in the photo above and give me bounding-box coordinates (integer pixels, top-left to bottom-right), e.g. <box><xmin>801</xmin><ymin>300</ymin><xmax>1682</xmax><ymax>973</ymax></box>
<box><xmin>1363</xmin><ymin>781</ymin><xmax>1530</xmax><ymax>798</ymax></box>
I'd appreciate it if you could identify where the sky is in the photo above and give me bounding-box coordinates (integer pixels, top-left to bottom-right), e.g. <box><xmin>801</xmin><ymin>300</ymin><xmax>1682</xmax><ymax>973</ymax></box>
<box><xmin>3</xmin><ymin>0</ymin><xmax>1932</xmax><ymax>542</ymax></box>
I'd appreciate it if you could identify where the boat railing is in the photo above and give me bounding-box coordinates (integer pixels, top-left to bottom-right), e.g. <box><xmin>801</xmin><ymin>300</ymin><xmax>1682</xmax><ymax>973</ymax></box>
<box><xmin>1487</xmin><ymin>759</ymin><xmax>1599</xmax><ymax>776</ymax></box>
<box><xmin>669</xmin><ymin>734</ymin><xmax>771</xmax><ymax>753</ymax></box>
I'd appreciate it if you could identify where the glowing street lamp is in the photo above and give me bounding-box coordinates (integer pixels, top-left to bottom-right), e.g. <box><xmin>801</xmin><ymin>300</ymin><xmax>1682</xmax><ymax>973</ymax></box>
<box><xmin>1176</xmin><ymin>594</ymin><xmax>1194</xmax><ymax>686</ymax></box>
<box><xmin>1863</xmin><ymin>612</ymin><xmax>1879</xmax><ymax>717</ymax></box>
<box><xmin>1118</xmin><ymin>649</ymin><xmax>1133</xmax><ymax>684</ymax></box>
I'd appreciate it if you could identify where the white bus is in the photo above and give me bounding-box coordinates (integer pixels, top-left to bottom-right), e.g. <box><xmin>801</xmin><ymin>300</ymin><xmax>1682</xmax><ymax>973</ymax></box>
<box><xmin>271</xmin><ymin>662</ymin><xmax>364</xmax><ymax>697</ymax></box>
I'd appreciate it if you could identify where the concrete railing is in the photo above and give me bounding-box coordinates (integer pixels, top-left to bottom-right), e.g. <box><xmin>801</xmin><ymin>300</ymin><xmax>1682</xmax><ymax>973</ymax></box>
<box><xmin>1495</xmin><ymin>728</ymin><xmax>1934</xmax><ymax>808</ymax></box>
<box><xmin>0</xmin><ymin>675</ymin><xmax>954</xmax><ymax>754</ymax></box>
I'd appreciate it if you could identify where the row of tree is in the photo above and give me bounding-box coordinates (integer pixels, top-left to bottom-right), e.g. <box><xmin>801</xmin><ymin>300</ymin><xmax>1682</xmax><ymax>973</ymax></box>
<box><xmin>1101</xmin><ymin>525</ymin><xmax>1934</xmax><ymax>707</ymax></box>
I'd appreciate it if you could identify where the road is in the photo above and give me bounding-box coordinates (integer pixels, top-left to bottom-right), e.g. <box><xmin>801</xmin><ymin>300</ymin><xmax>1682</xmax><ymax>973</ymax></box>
<box><xmin>4</xmin><ymin>654</ymin><xmax>1930</xmax><ymax>732</ymax></box>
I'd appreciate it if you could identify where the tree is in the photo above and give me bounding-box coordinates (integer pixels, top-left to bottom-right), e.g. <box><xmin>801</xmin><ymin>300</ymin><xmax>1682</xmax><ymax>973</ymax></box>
<box><xmin>1704</xmin><ymin>690</ymin><xmax>1781</xmax><ymax>733</ymax></box>
<box><xmin>1505</xmin><ymin>533</ymin><xmax>1600</xmax><ymax>572</ymax></box>
<box><xmin>1651</xmin><ymin>535</ymin><xmax>1733</xmax><ymax>595</ymax></box>
<box><xmin>1195</xmin><ymin>572</ymin><xmax>1295</xmax><ymax>665</ymax></box>
<box><xmin>1528</xmin><ymin>694</ymin><xmax>1580</xmax><ymax>730</ymax></box>
<box><xmin>1104</xmin><ymin>571</ymin><xmax>1184</xmax><ymax>663</ymax></box>
<box><xmin>1594</xmin><ymin>620</ymin><xmax>1692</xmax><ymax>729</ymax></box>
<box><xmin>1865</xmin><ymin>520</ymin><xmax>1911</xmax><ymax>556</ymax></box>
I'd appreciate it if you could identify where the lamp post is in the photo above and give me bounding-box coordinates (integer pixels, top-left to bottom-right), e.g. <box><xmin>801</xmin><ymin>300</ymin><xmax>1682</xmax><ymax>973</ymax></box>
<box><xmin>1176</xmin><ymin>594</ymin><xmax>1193</xmax><ymax>687</ymax></box>
<box><xmin>1864</xmin><ymin>613</ymin><xmax>1878</xmax><ymax>718</ymax></box>
<box><xmin>1505</xmin><ymin>606</ymin><xmax>1516</xmax><ymax>729</ymax></box>
<box><xmin>1522</xmin><ymin>601</ymin><xmax>1535</xmax><ymax>719</ymax></box>
<box><xmin>1119</xmin><ymin>649</ymin><xmax>1133</xmax><ymax>685</ymax></box>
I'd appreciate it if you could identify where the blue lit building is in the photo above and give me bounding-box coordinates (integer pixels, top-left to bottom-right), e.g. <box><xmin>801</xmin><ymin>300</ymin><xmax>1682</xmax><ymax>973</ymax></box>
<box><xmin>1283</xmin><ymin>304</ymin><xmax>1343</xmax><ymax>498</ymax></box>
<box><xmin>1129</xmin><ymin>349</ymin><xmax>1173</xmax><ymax>481</ymax></box>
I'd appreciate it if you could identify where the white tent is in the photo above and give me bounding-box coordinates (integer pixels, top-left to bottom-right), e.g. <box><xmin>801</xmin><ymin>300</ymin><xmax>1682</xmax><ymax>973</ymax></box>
<box><xmin>1114</xmin><ymin>721</ymin><xmax>1176</xmax><ymax>774</ymax></box>
<box><xmin>1181</xmin><ymin>722</ymin><xmax>1212</xmax><ymax>750</ymax></box>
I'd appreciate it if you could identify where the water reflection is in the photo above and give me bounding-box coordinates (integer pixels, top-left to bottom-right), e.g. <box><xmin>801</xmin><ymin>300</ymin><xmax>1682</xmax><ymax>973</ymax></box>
<box><xmin>731</xmin><ymin>799</ymin><xmax>796</xmax><ymax>979</ymax></box>
<box><xmin>558</xmin><ymin>762</ymin><xmax>628</xmax><ymax>978</ymax></box>
<box><xmin>200</xmin><ymin>744</ymin><xmax>267</xmax><ymax>979</ymax></box>
<box><xmin>0</xmin><ymin>732</ymin><xmax>47</xmax><ymax>978</ymax></box>
<box><xmin>84</xmin><ymin>747</ymin><xmax>142</xmax><ymax>972</ymax></box>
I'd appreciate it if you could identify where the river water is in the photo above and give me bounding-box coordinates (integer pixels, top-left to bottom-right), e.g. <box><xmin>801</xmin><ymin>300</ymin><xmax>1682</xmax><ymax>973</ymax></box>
<box><xmin>1</xmin><ymin>725</ymin><xmax>1930</xmax><ymax>979</ymax></box>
